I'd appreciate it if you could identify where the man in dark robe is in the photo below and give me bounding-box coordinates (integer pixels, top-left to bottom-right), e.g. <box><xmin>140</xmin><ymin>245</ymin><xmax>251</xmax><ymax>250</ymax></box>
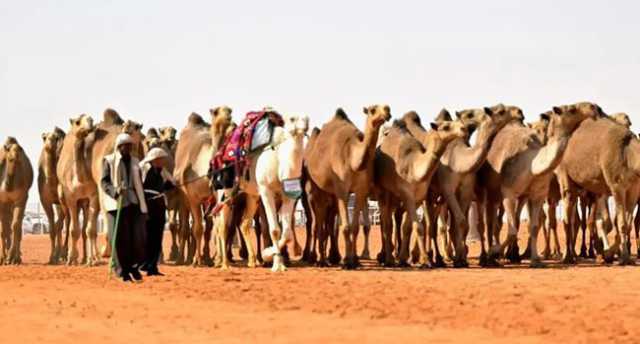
<box><xmin>101</xmin><ymin>133</ymin><xmax>148</xmax><ymax>282</ymax></box>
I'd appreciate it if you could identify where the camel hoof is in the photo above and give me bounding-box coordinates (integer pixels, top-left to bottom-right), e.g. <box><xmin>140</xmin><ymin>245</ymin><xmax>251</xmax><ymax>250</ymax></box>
<box><xmin>328</xmin><ymin>252</ymin><xmax>342</xmax><ymax>266</ymax></box>
<box><xmin>376</xmin><ymin>251</ymin><xmax>385</xmax><ymax>265</ymax></box>
<box><xmin>562</xmin><ymin>255</ymin><xmax>577</xmax><ymax>265</ymax></box>
<box><xmin>453</xmin><ymin>259</ymin><xmax>469</xmax><ymax>268</ymax></box>
<box><xmin>305</xmin><ymin>251</ymin><xmax>317</xmax><ymax>265</ymax></box>
<box><xmin>342</xmin><ymin>257</ymin><xmax>358</xmax><ymax>270</ymax></box>
<box><xmin>315</xmin><ymin>260</ymin><xmax>330</xmax><ymax>268</ymax></box>
<box><xmin>433</xmin><ymin>256</ymin><xmax>447</xmax><ymax>268</ymax></box>
<box><xmin>271</xmin><ymin>255</ymin><xmax>287</xmax><ymax>272</ymax></box>
<box><xmin>397</xmin><ymin>260</ymin><xmax>410</xmax><ymax>268</ymax></box>
<box><xmin>618</xmin><ymin>255</ymin><xmax>635</xmax><ymax>266</ymax></box>
<box><xmin>520</xmin><ymin>249</ymin><xmax>532</xmax><ymax>261</ymax></box>
<box><xmin>485</xmin><ymin>258</ymin><xmax>502</xmax><ymax>268</ymax></box>
<box><xmin>220</xmin><ymin>264</ymin><xmax>231</xmax><ymax>271</ymax></box>
<box><xmin>529</xmin><ymin>259</ymin><xmax>547</xmax><ymax>269</ymax></box>
<box><xmin>203</xmin><ymin>256</ymin><xmax>215</xmax><ymax>267</ymax></box>
<box><xmin>360</xmin><ymin>250</ymin><xmax>371</xmax><ymax>260</ymax></box>
<box><xmin>579</xmin><ymin>247</ymin><xmax>588</xmax><ymax>258</ymax></box>
<box><xmin>479</xmin><ymin>253</ymin><xmax>488</xmax><ymax>267</ymax></box>
<box><xmin>381</xmin><ymin>259</ymin><xmax>396</xmax><ymax>268</ymax></box>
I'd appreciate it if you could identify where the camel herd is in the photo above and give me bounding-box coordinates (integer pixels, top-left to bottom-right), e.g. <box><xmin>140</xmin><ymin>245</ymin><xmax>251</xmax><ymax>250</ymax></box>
<box><xmin>1</xmin><ymin>102</ymin><xmax>639</xmax><ymax>271</ymax></box>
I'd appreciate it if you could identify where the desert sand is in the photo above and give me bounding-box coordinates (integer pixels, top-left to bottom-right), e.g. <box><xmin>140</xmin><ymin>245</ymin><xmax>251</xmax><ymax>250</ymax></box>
<box><xmin>1</xmin><ymin>228</ymin><xmax>639</xmax><ymax>343</ymax></box>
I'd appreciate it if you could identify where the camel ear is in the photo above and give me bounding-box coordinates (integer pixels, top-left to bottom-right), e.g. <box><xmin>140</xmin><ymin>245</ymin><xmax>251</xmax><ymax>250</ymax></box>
<box><xmin>69</xmin><ymin>118</ymin><xmax>75</xmax><ymax>126</ymax></box>
<box><xmin>552</xmin><ymin>106</ymin><xmax>563</xmax><ymax>115</ymax></box>
<box><xmin>42</xmin><ymin>133</ymin><xmax>48</xmax><ymax>142</ymax></box>
<box><xmin>137</xmin><ymin>123</ymin><xmax>143</xmax><ymax>131</ymax></box>
<box><xmin>429</xmin><ymin>122</ymin><xmax>438</xmax><ymax>130</ymax></box>
<box><xmin>210</xmin><ymin>107</ymin><xmax>219</xmax><ymax>117</ymax></box>
<box><xmin>363</xmin><ymin>107</ymin><xmax>369</xmax><ymax>115</ymax></box>
<box><xmin>484</xmin><ymin>107</ymin><xmax>493</xmax><ymax>117</ymax></box>
<box><xmin>455</xmin><ymin>111</ymin><xmax>461</xmax><ymax>119</ymax></box>
<box><xmin>540</xmin><ymin>113</ymin><xmax>550</xmax><ymax>122</ymax></box>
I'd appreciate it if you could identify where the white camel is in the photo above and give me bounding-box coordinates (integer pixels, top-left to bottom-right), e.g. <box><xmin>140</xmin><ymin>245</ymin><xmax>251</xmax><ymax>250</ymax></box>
<box><xmin>216</xmin><ymin>113</ymin><xmax>309</xmax><ymax>272</ymax></box>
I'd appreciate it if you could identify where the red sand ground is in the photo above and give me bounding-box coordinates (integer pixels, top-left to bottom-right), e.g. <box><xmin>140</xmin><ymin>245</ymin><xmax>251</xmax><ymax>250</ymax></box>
<box><xmin>1</xmin><ymin>228</ymin><xmax>640</xmax><ymax>343</ymax></box>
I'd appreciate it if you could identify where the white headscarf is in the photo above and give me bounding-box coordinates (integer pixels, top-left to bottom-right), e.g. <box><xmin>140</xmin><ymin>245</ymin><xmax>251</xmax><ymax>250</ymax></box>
<box><xmin>115</xmin><ymin>133</ymin><xmax>133</xmax><ymax>149</ymax></box>
<box><xmin>140</xmin><ymin>147</ymin><xmax>175</xmax><ymax>184</ymax></box>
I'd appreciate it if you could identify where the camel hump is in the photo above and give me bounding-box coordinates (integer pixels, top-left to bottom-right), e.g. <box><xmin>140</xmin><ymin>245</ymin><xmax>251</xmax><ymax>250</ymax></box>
<box><xmin>310</xmin><ymin>127</ymin><xmax>321</xmax><ymax>138</ymax></box>
<box><xmin>103</xmin><ymin>108</ymin><xmax>124</xmax><ymax>126</ymax></box>
<box><xmin>147</xmin><ymin>127</ymin><xmax>159</xmax><ymax>138</ymax></box>
<box><xmin>187</xmin><ymin>112</ymin><xmax>207</xmax><ymax>128</ymax></box>
<box><xmin>435</xmin><ymin>109</ymin><xmax>452</xmax><ymax>122</ymax></box>
<box><xmin>4</xmin><ymin>137</ymin><xmax>18</xmax><ymax>146</ymax></box>
<box><xmin>53</xmin><ymin>127</ymin><xmax>66</xmax><ymax>138</ymax></box>
<box><xmin>334</xmin><ymin>108</ymin><xmax>351</xmax><ymax>122</ymax></box>
<box><xmin>403</xmin><ymin>111</ymin><xmax>420</xmax><ymax>123</ymax></box>
<box><xmin>392</xmin><ymin>119</ymin><xmax>408</xmax><ymax>131</ymax></box>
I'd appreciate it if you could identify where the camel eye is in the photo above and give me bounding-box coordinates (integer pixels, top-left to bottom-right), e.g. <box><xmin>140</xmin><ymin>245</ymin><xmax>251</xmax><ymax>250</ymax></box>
<box><xmin>466</xmin><ymin>113</ymin><xmax>472</xmax><ymax>119</ymax></box>
<box><xmin>442</xmin><ymin>125</ymin><xmax>450</xmax><ymax>131</ymax></box>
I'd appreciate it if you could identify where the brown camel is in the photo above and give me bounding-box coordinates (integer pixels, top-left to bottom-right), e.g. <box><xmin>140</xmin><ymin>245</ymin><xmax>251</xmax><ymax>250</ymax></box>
<box><xmin>556</xmin><ymin>105</ymin><xmax>640</xmax><ymax>265</ymax></box>
<box><xmin>305</xmin><ymin>105</ymin><xmax>391</xmax><ymax>268</ymax></box>
<box><xmin>57</xmin><ymin>114</ymin><xmax>99</xmax><ymax>265</ymax></box>
<box><xmin>173</xmin><ymin>107</ymin><xmax>232</xmax><ymax>266</ymax></box>
<box><xmin>0</xmin><ymin>137</ymin><xmax>33</xmax><ymax>264</ymax></box>
<box><xmin>480</xmin><ymin>102</ymin><xmax>599</xmax><ymax>267</ymax></box>
<box><xmin>375</xmin><ymin>116</ymin><xmax>467</xmax><ymax>267</ymax></box>
<box><xmin>416</xmin><ymin>104</ymin><xmax>515</xmax><ymax>267</ymax></box>
<box><xmin>38</xmin><ymin>127</ymin><xmax>68</xmax><ymax>264</ymax></box>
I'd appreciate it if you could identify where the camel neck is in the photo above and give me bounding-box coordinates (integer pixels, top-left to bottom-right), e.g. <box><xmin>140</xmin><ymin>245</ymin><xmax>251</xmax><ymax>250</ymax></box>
<box><xmin>351</xmin><ymin>122</ymin><xmax>380</xmax><ymax>172</ymax></box>
<box><xmin>530</xmin><ymin>132</ymin><xmax>570</xmax><ymax>176</ymax></box>
<box><xmin>42</xmin><ymin>148</ymin><xmax>58</xmax><ymax>186</ymax></box>
<box><xmin>449</xmin><ymin>121</ymin><xmax>496</xmax><ymax>174</ymax></box>
<box><xmin>625</xmin><ymin>137</ymin><xmax>640</xmax><ymax>175</ymax></box>
<box><xmin>73</xmin><ymin>137</ymin><xmax>91</xmax><ymax>184</ymax></box>
<box><xmin>278</xmin><ymin>133</ymin><xmax>305</xmax><ymax>180</ymax></box>
<box><xmin>210</xmin><ymin>124</ymin><xmax>228</xmax><ymax>153</ymax></box>
<box><xmin>413</xmin><ymin>132</ymin><xmax>446</xmax><ymax>182</ymax></box>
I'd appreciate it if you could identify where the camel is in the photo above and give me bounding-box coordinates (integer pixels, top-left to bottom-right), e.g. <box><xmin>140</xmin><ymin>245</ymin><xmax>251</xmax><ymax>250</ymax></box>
<box><xmin>480</xmin><ymin>102</ymin><xmax>598</xmax><ymax>267</ymax></box>
<box><xmin>305</xmin><ymin>105</ymin><xmax>391</xmax><ymax>269</ymax></box>
<box><xmin>38</xmin><ymin>127</ymin><xmax>68</xmax><ymax>264</ymax></box>
<box><xmin>173</xmin><ymin>107</ymin><xmax>233</xmax><ymax>266</ymax></box>
<box><xmin>556</xmin><ymin>105</ymin><xmax>640</xmax><ymax>265</ymax></box>
<box><xmin>214</xmin><ymin>112</ymin><xmax>309</xmax><ymax>271</ymax></box>
<box><xmin>0</xmin><ymin>137</ymin><xmax>33</xmax><ymax>264</ymax></box>
<box><xmin>56</xmin><ymin>114</ymin><xmax>100</xmax><ymax>265</ymax></box>
<box><xmin>375</xmin><ymin>116</ymin><xmax>467</xmax><ymax>267</ymax></box>
<box><xmin>415</xmin><ymin>104</ymin><xmax>515</xmax><ymax>267</ymax></box>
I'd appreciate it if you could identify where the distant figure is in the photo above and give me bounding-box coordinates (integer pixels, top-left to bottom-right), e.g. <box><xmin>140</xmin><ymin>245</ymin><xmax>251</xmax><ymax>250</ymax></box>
<box><xmin>101</xmin><ymin>133</ymin><xmax>148</xmax><ymax>282</ymax></box>
<box><xmin>139</xmin><ymin>147</ymin><xmax>175</xmax><ymax>276</ymax></box>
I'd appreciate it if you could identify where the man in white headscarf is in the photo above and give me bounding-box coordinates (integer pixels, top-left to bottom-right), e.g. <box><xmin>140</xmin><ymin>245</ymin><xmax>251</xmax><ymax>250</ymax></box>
<box><xmin>101</xmin><ymin>133</ymin><xmax>148</xmax><ymax>282</ymax></box>
<box><xmin>139</xmin><ymin>147</ymin><xmax>175</xmax><ymax>276</ymax></box>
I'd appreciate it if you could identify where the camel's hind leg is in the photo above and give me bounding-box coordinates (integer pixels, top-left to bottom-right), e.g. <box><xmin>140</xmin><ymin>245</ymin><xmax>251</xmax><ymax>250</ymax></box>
<box><xmin>66</xmin><ymin>202</ymin><xmax>82</xmax><ymax>265</ymax></box>
<box><xmin>0</xmin><ymin>204</ymin><xmax>10</xmax><ymax>264</ymax></box>
<box><xmin>43</xmin><ymin>202</ymin><xmax>58</xmax><ymax>264</ymax></box>
<box><xmin>168</xmin><ymin>209</ymin><xmax>180</xmax><ymax>261</ymax></box>
<box><xmin>188</xmin><ymin>200</ymin><xmax>206</xmax><ymax>266</ymax></box>
<box><xmin>7</xmin><ymin>202</ymin><xmax>25</xmax><ymax>265</ymax></box>
<box><xmin>85</xmin><ymin>196</ymin><xmax>100</xmax><ymax>266</ymax></box>
<box><xmin>360</xmin><ymin>204</ymin><xmax>371</xmax><ymax>260</ymax></box>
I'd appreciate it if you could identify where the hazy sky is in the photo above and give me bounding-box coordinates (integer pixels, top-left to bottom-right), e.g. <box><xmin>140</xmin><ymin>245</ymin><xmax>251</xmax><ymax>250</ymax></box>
<box><xmin>2</xmin><ymin>0</ymin><xmax>640</xmax><ymax>203</ymax></box>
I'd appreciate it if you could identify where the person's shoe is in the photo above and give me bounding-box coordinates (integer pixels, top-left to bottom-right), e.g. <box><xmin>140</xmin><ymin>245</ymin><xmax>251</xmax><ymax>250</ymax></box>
<box><xmin>122</xmin><ymin>273</ymin><xmax>133</xmax><ymax>283</ymax></box>
<box><xmin>139</xmin><ymin>264</ymin><xmax>148</xmax><ymax>272</ymax></box>
<box><xmin>131</xmin><ymin>269</ymin><xmax>143</xmax><ymax>282</ymax></box>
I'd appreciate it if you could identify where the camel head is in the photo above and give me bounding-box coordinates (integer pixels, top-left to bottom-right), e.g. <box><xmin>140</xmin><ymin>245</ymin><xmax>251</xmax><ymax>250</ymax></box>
<box><xmin>68</xmin><ymin>114</ymin><xmax>95</xmax><ymax>139</ymax></box>
<box><xmin>210</xmin><ymin>106</ymin><xmax>233</xmax><ymax>134</ymax></box>
<box><xmin>284</xmin><ymin>115</ymin><xmax>310</xmax><ymax>139</ymax></box>
<box><xmin>3</xmin><ymin>137</ymin><xmax>22</xmax><ymax>185</ymax></box>
<box><xmin>527</xmin><ymin>112</ymin><xmax>552</xmax><ymax>144</ymax></box>
<box><xmin>159</xmin><ymin>126</ymin><xmax>178</xmax><ymax>145</ymax></box>
<box><xmin>429</xmin><ymin>120</ymin><xmax>468</xmax><ymax>147</ymax></box>
<box><xmin>611</xmin><ymin>112</ymin><xmax>632</xmax><ymax>128</ymax></box>
<box><xmin>363</xmin><ymin>104</ymin><xmax>392</xmax><ymax>129</ymax></box>
<box><xmin>41</xmin><ymin>128</ymin><xmax>65</xmax><ymax>153</ymax></box>
<box><xmin>143</xmin><ymin>128</ymin><xmax>162</xmax><ymax>153</ymax></box>
<box><xmin>122</xmin><ymin>120</ymin><xmax>145</xmax><ymax>158</ymax></box>
<box><xmin>550</xmin><ymin>102</ymin><xmax>601</xmax><ymax>137</ymax></box>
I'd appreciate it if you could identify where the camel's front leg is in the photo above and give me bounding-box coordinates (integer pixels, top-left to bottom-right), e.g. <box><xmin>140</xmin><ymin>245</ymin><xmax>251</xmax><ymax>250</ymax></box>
<box><xmin>86</xmin><ymin>196</ymin><xmax>100</xmax><ymax>266</ymax></box>
<box><xmin>360</xmin><ymin>205</ymin><xmax>371</xmax><ymax>260</ymax></box>
<box><xmin>272</xmin><ymin>197</ymin><xmax>296</xmax><ymax>272</ymax></box>
<box><xmin>43</xmin><ymin>202</ymin><xmax>58</xmax><ymax>264</ymax></box>
<box><xmin>0</xmin><ymin>204</ymin><xmax>10</xmax><ymax>264</ymax></box>
<box><xmin>527</xmin><ymin>199</ymin><xmax>545</xmax><ymax>268</ymax></box>
<box><xmin>239</xmin><ymin>195</ymin><xmax>260</xmax><ymax>268</ymax></box>
<box><xmin>491</xmin><ymin>197</ymin><xmax>518</xmax><ymax>262</ymax></box>
<box><xmin>188</xmin><ymin>201</ymin><xmax>206</xmax><ymax>267</ymax></box>
<box><xmin>260</xmin><ymin>188</ymin><xmax>285</xmax><ymax>272</ymax></box>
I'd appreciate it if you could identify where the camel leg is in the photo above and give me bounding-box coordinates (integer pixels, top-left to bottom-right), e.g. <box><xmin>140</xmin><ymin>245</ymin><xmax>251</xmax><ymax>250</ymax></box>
<box><xmin>176</xmin><ymin>205</ymin><xmax>189</xmax><ymax>265</ymax></box>
<box><xmin>547</xmin><ymin>198</ymin><xmax>562</xmax><ymax>259</ymax></box>
<box><xmin>634</xmin><ymin>202</ymin><xmax>640</xmax><ymax>258</ymax></box>
<box><xmin>53</xmin><ymin>204</ymin><xmax>65</xmax><ymax>263</ymax></box>
<box><xmin>578</xmin><ymin>199</ymin><xmax>589</xmax><ymax>258</ymax></box>
<box><xmin>43</xmin><ymin>202</ymin><xmax>58</xmax><ymax>264</ymax></box>
<box><xmin>79</xmin><ymin>203</ymin><xmax>89</xmax><ymax>265</ymax></box>
<box><xmin>334</xmin><ymin>194</ymin><xmax>355</xmax><ymax>269</ymax></box>
<box><xmin>393</xmin><ymin>208</ymin><xmax>404</xmax><ymax>258</ymax></box>
<box><xmin>540</xmin><ymin>204</ymin><xmax>551</xmax><ymax>259</ymax></box>
<box><xmin>214</xmin><ymin>205</ymin><xmax>232</xmax><ymax>270</ymax></box>
<box><xmin>409</xmin><ymin>202</ymin><xmax>429</xmax><ymax>268</ymax></box>
<box><xmin>613</xmin><ymin>191</ymin><xmax>633</xmax><ymax>265</ymax></box>
<box><xmin>259</xmin><ymin>188</ymin><xmax>286</xmax><ymax>272</ymax></box>
<box><xmin>66</xmin><ymin>202</ymin><xmax>81</xmax><ymax>265</ymax></box>
<box><xmin>310</xmin><ymin>195</ymin><xmax>328</xmax><ymax>267</ymax></box>
<box><xmin>275</xmin><ymin>197</ymin><xmax>297</xmax><ymax>271</ymax></box>
<box><xmin>360</xmin><ymin>205</ymin><xmax>371</xmax><ymax>260</ymax></box>
<box><xmin>0</xmin><ymin>204</ymin><xmax>9</xmax><ymax>264</ymax></box>
<box><xmin>561</xmin><ymin>193</ymin><xmax>578</xmax><ymax>264</ymax></box>
<box><xmin>378</xmin><ymin>195</ymin><xmax>395</xmax><ymax>267</ymax></box>
<box><xmin>6</xmin><ymin>203</ymin><xmax>24</xmax><ymax>265</ymax></box>
<box><xmin>188</xmin><ymin>200</ymin><xmax>206</xmax><ymax>267</ymax></box>
<box><xmin>348</xmin><ymin>195</ymin><xmax>366</xmax><ymax>267</ymax></box>
<box><xmin>491</xmin><ymin>197</ymin><xmax>518</xmax><ymax>263</ymax></box>
<box><xmin>168</xmin><ymin>209</ymin><xmax>180</xmax><ymax>261</ymax></box>
<box><xmin>301</xmin><ymin>193</ymin><xmax>313</xmax><ymax>262</ymax></box>
<box><xmin>203</xmin><ymin>214</ymin><xmax>214</xmax><ymax>266</ymax></box>
<box><xmin>327</xmin><ymin>206</ymin><xmax>341</xmax><ymax>265</ymax></box>
<box><xmin>444</xmin><ymin>191</ymin><xmax>469</xmax><ymax>268</ymax></box>
<box><xmin>85</xmin><ymin>196</ymin><xmax>100</xmax><ymax>266</ymax></box>
<box><xmin>289</xmin><ymin>200</ymin><xmax>302</xmax><ymax>257</ymax></box>
<box><xmin>527</xmin><ymin>199</ymin><xmax>545</xmax><ymax>268</ymax></box>
<box><xmin>60</xmin><ymin>203</ymin><xmax>70</xmax><ymax>261</ymax></box>
<box><xmin>426</xmin><ymin>202</ymin><xmax>445</xmax><ymax>267</ymax></box>
<box><xmin>238</xmin><ymin>195</ymin><xmax>259</xmax><ymax>268</ymax></box>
